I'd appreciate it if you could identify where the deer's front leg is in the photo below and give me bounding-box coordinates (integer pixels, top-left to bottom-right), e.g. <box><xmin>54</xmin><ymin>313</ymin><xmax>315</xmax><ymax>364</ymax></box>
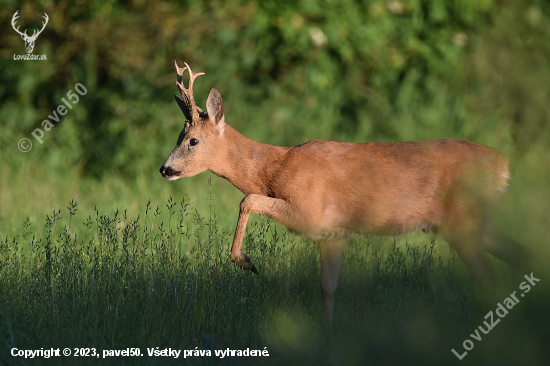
<box><xmin>231</xmin><ymin>194</ymin><xmax>294</xmax><ymax>274</ymax></box>
<box><xmin>231</xmin><ymin>198</ymin><xmax>257</xmax><ymax>273</ymax></box>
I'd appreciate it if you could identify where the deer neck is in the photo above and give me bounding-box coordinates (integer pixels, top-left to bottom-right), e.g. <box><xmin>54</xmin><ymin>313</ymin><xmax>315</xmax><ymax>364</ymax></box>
<box><xmin>210</xmin><ymin>124</ymin><xmax>288</xmax><ymax>196</ymax></box>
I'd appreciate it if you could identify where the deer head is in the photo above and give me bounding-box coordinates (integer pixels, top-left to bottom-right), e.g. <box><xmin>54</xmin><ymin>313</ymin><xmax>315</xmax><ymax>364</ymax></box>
<box><xmin>160</xmin><ymin>61</ymin><xmax>226</xmax><ymax>180</ymax></box>
<box><xmin>12</xmin><ymin>11</ymin><xmax>48</xmax><ymax>54</ymax></box>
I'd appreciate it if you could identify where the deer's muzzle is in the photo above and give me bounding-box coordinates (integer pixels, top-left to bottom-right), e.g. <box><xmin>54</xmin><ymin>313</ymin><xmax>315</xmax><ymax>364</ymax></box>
<box><xmin>159</xmin><ymin>165</ymin><xmax>179</xmax><ymax>180</ymax></box>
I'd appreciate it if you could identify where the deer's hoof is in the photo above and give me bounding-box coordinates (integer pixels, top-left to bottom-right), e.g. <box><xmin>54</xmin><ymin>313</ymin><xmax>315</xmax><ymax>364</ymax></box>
<box><xmin>232</xmin><ymin>253</ymin><xmax>259</xmax><ymax>274</ymax></box>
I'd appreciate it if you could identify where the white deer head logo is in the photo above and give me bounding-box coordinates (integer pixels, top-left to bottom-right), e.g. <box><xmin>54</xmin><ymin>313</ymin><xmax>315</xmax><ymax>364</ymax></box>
<box><xmin>11</xmin><ymin>11</ymin><xmax>49</xmax><ymax>54</ymax></box>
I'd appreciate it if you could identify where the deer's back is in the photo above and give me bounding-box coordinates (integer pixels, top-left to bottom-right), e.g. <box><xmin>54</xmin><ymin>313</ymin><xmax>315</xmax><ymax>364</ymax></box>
<box><xmin>266</xmin><ymin>139</ymin><xmax>509</xmax><ymax>238</ymax></box>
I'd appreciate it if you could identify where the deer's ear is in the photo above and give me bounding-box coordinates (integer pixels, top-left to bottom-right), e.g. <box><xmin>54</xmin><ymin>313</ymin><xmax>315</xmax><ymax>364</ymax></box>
<box><xmin>206</xmin><ymin>88</ymin><xmax>225</xmax><ymax>127</ymax></box>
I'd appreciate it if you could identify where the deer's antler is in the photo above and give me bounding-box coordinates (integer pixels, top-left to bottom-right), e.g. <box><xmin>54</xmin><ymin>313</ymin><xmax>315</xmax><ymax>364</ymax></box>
<box><xmin>11</xmin><ymin>11</ymin><xmax>27</xmax><ymax>38</ymax></box>
<box><xmin>29</xmin><ymin>13</ymin><xmax>48</xmax><ymax>40</ymax></box>
<box><xmin>174</xmin><ymin>61</ymin><xmax>205</xmax><ymax>124</ymax></box>
<box><xmin>11</xmin><ymin>11</ymin><xmax>48</xmax><ymax>40</ymax></box>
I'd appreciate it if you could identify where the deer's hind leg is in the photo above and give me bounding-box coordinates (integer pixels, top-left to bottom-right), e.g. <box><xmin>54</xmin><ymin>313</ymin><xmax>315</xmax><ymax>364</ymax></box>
<box><xmin>440</xmin><ymin>192</ymin><xmax>496</xmax><ymax>286</ymax></box>
<box><xmin>441</xmin><ymin>225</ymin><xmax>496</xmax><ymax>287</ymax></box>
<box><xmin>480</xmin><ymin>221</ymin><xmax>530</xmax><ymax>271</ymax></box>
<box><xmin>441</xmin><ymin>173</ymin><xmax>528</xmax><ymax>282</ymax></box>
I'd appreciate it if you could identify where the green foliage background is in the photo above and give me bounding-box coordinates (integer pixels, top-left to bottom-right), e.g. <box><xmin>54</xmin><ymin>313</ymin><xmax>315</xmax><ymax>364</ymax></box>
<box><xmin>1</xmin><ymin>0</ymin><xmax>550</xmax><ymax>226</ymax></box>
<box><xmin>1</xmin><ymin>0</ymin><xmax>550</xmax><ymax>364</ymax></box>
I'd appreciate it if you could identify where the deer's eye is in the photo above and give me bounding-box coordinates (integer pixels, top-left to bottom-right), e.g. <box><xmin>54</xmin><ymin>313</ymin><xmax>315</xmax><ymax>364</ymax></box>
<box><xmin>189</xmin><ymin>138</ymin><xmax>199</xmax><ymax>146</ymax></box>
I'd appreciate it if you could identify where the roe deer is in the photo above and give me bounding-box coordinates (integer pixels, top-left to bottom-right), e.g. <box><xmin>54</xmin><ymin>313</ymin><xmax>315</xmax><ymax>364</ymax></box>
<box><xmin>160</xmin><ymin>61</ymin><xmax>528</xmax><ymax>325</ymax></box>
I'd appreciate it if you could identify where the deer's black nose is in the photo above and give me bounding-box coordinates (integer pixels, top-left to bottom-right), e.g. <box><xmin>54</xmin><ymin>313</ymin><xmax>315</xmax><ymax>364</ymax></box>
<box><xmin>160</xmin><ymin>165</ymin><xmax>179</xmax><ymax>178</ymax></box>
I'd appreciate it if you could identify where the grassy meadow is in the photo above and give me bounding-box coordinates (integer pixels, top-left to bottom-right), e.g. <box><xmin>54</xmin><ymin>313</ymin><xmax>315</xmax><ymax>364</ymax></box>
<box><xmin>1</xmin><ymin>0</ymin><xmax>550</xmax><ymax>365</ymax></box>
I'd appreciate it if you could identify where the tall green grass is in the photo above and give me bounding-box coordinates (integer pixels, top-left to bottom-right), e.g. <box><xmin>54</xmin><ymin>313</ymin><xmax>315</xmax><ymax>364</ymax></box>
<box><xmin>2</xmin><ymin>191</ymin><xmax>549</xmax><ymax>365</ymax></box>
